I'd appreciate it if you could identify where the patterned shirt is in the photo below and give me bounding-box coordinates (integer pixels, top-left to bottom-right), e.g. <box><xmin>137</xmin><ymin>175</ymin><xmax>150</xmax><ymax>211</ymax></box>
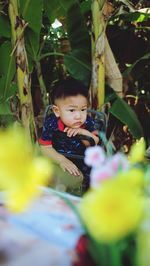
<box><xmin>39</xmin><ymin>113</ymin><xmax>98</xmax><ymax>147</ymax></box>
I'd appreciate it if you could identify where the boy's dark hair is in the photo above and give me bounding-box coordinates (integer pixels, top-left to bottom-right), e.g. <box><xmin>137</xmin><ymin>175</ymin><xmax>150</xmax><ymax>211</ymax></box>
<box><xmin>50</xmin><ymin>77</ymin><xmax>89</xmax><ymax>104</ymax></box>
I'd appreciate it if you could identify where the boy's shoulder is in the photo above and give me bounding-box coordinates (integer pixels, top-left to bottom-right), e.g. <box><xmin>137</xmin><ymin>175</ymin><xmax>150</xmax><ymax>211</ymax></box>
<box><xmin>44</xmin><ymin>112</ymin><xmax>58</xmax><ymax>125</ymax></box>
<box><xmin>84</xmin><ymin>115</ymin><xmax>96</xmax><ymax>130</ymax></box>
<box><xmin>86</xmin><ymin>114</ymin><xmax>95</xmax><ymax>123</ymax></box>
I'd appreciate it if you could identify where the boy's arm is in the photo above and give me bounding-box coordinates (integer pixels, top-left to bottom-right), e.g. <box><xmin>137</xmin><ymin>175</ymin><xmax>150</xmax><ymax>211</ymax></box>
<box><xmin>40</xmin><ymin>145</ymin><xmax>81</xmax><ymax>176</ymax></box>
<box><xmin>80</xmin><ymin>128</ymin><xmax>99</xmax><ymax>145</ymax></box>
<box><xmin>64</xmin><ymin>128</ymin><xmax>99</xmax><ymax>145</ymax></box>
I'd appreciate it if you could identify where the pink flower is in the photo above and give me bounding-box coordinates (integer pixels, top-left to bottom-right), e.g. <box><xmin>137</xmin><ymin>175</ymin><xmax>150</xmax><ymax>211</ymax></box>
<box><xmin>90</xmin><ymin>166</ymin><xmax>113</xmax><ymax>188</ymax></box>
<box><xmin>107</xmin><ymin>153</ymin><xmax>129</xmax><ymax>173</ymax></box>
<box><xmin>84</xmin><ymin>146</ymin><xmax>106</xmax><ymax>168</ymax></box>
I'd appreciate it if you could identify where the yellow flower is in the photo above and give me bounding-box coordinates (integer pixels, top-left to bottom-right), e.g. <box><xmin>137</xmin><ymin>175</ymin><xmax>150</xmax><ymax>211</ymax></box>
<box><xmin>0</xmin><ymin>126</ymin><xmax>52</xmax><ymax>212</ymax></box>
<box><xmin>136</xmin><ymin>198</ymin><xmax>150</xmax><ymax>266</ymax></box>
<box><xmin>129</xmin><ymin>138</ymin><xmax>146</xmax><ymax>164</ymax></box>
<box><xmin>79</xmin><ymin>180</ymin><xmax>144</xmax><ymax>243</ymax></box>
<box><xmin>117</xmin><ymin>168</ymin><xmax>144</xmax><ymax>190</ymax></box>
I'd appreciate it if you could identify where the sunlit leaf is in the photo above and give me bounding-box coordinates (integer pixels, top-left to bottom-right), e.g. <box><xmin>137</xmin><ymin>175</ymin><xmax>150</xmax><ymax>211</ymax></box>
<box><xmin>109</xmin><ymin>97</ymin><xmax>143</xmax><ymax>139</ymax></box>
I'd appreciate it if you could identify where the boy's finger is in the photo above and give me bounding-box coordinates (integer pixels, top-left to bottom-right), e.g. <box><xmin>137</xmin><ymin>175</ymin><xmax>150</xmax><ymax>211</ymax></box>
<box><xmin>68</xmin><ymin>165</ymin><xmax>80</xmax><ymax>176</ymax></box>
<box><xmin>73</xmin><ymin>131</ymin><xmax>77</xmax><ymax>136</ymax></box>
<box><xmin>67</xmin><ymin>130</ymin><xmax>74</xmax><ymax>137</ymax></box>
<box><xmin>64</xmin><ymin>127</ymin><xmax>68</xmax><ymax>132</ymax></box>
<box><xmin>73</xmin><ymin>167</ymin><xmax>80</xmax><ymax>176</ymax></box>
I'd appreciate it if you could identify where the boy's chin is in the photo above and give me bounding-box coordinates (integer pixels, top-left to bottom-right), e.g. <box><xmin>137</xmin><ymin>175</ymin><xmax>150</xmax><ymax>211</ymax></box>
<box><xmin>72</xmin><ymin>123</ymin><xmax>83</xmax><ymax>128</ymax></box>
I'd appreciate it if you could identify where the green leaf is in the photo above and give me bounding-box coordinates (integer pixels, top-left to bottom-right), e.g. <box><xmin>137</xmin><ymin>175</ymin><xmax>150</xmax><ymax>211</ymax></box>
<box><xmin>120</xmin><ymin>11</ymin><xmax>150</xmax><ymax>22</ymax></box>
<box><xmin>44</xmin><ymin>0</ymin><xmax>76</xmax><ymax>22</ymax></box>
<box><xmin>0</xmin><ymin>14</ymin><xmax>11</xmax><ymax>38</ymax></box>
<box><xmin>25</xmin><ymin>29</ymin><xmax>40</xmax><ymax>61</ymax></box>
<box><xmin>63</xmin><ymin>2</ymin><xmax>91</xmax><ymax>85</ymax></box>
<box><xmin>64</xmin><ymin>49</ymin><xmax>91</xmax><ymax>86</ymax></box>
<box><xmin>44</xmin><ymin>0</ymin><xmax>65</xmax><ymax>22</ymax></box>
<box><xmin>80</xmin><ymin>0</ymin><xmax>92</xmax><ymax>15</ymax></box>
<box><xmin>6</xmin><ymin>83</ymin><xmax>17</xmax><ymax>99</ymax></box>
<box><xmin>43</xmin><ymin>1</ymin><xmax>91</xmax><ymax>86</ymax></box>
<box><xmin>123</xmin><ymin>53</ymin><xmax>150</xmax><ymax>77</ymax></box>
<box><xmin>0</xmin><ymin>114</ymin><xmax>16</xmax><ymax>126</ymax></box>
<box><xmin>26</xmin><ymin>54</ymin><xmax>34</xmax><ymax>73</ymax></box>
<box><xmin>58</xmin><ymin>0</ymin><xmax>77</xmax><ymax>12</ymax></box>
<box><xmin>111</xmin><ymin>6</ymin><xmax>150</xmax><ymax>23</ymax></box>
<box><xmin>0</xmin><ymin>76</ymin><xmax>5</xmax><ymax>101</ymax></box>
<box><xmin>0</xmin><ymin>77</ymin><xmax>17</xmax><ymax>103</ymax></box>
<box><xmin>109</xmin><ymin>97</ymin><xmax>143</xmax><ymax>139</ymax></box>
<box><xmin>136</xmin><ymin>13</ymin><xmax>147</xmax><ymax>23</ymax></box>
<box><xmin>0</xmin><ymin>102</ymin><xmax>12</xmax><ymax>115</ymax></box>
<box><xmin>20</xmin><ymin>0</ymin><xmax>43</xmax><ymax>34</ymax></box>
<box><xmin>0</xmin><ymin>42</ymin><xmax>16</xmax><ymax>102</ymax></box>
<box><xmin>0</xmin><ymin>42</ymin><xmax>14</xmax><ymax>75</ymax></box>
<box><xmin>67</xmin><ymin>2</ymin><xmax>91</xmax><ymax>50</ymax></box>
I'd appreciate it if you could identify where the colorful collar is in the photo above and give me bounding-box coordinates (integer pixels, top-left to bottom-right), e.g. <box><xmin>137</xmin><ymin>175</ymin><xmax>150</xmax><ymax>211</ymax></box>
<box><xmin>58</xmin><ymin>119</ymin><xmax>65</xmax><ymax>131</ymax></box>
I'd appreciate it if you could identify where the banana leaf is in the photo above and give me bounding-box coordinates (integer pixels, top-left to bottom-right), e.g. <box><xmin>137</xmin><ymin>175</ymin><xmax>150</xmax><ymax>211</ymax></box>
<box><xmin>19</xmin><ymin>0</ymin><xmax>43</xmax><ymax>35</ymax></box>
<box><xmin>64</xmin><ymin>49</ymin><xmax>91</xmax><ymax>86</ymax></box>
<box><xmin>109</xmin><ymin>97</ymin><xmax>143</xmax><ymax>139</ymax></box>
<box><xmin>0</xmin><ymin>14</ymin><xmax>11</xmax><ymax>38</ymax></box>
<box><xmin>0</xmin><ymin>42</ymin><xmax>16</xmax><ymax>102</ymax></box>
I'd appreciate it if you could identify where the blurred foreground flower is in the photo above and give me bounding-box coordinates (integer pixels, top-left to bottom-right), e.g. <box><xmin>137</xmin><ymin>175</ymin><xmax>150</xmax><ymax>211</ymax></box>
<box><xmin>0</xmin><ymin>126</ymin><xmax>52</xmax><ymax>212</ymax></box>
<box><xmin>129</xmin><ymin>137</ymin><xmax>146</xmax><ymax>164</ymax></box>
<box><xmin>85</xmin><ymin>138</ymin><xmax>145</xmax><ymax>189</ymax></box>
<box><xmin>79</xmin><ymin>179</ymin><xmax>144</xmax><ymax>243</ymax></box>
<box><xmin>74</xmin><ymin>139</ymin><xmax>149</xmax><ymax>266</ymax></box>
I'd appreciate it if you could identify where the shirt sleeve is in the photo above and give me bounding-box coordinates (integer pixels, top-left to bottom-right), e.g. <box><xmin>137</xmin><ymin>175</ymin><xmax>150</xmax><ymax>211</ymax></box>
<box><xmin>38</xmin><ymin>113</ymin><xmax>58</xmax><ymax>145</ymax></box>
<box><xmin>84</xmin><ymin>115</ymin><xmax>99</xmax><ymax>135</ymax></box>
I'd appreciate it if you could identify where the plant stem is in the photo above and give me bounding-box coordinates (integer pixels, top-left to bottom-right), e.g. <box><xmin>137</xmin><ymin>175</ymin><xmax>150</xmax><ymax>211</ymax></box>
<box><xmin>109</xmin><ymin>243</ymin><xmax>122</xmax><ymax>266</ymax></box>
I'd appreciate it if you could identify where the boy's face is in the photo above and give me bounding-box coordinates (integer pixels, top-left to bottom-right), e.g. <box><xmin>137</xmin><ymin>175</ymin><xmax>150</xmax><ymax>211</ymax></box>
<box><xmin>53</xmin><ymin>94</ymin><xmax>88</xmax><ymax>128</ymax></box>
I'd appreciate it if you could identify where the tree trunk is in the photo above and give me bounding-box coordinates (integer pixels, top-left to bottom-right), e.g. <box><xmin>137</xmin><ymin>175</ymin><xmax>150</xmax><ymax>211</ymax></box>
<box><xmin>8</xmin><ymin>0</ymin><xmax>37</xmax><ymax>142</ymax></box>
<box><xmin>90</xmin><ymin>0</ymin><xmax>106</xmax><ymax>109</ymax></box>
<box><xmin>105</xmin><ymin>36</ymin><xmax>123</xmax><ymax>98</ymax></box>
<box><xmin>90</xmin><ymin>0</ymin><xmax>123</xmax><ymax>109</ymax></box>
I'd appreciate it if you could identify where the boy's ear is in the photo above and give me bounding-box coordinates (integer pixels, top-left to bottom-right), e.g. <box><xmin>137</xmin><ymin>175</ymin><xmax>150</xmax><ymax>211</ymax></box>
<box><xmin>52</xmin><ymin>105</ymin><xmax>60</xmax><ymax>117</ymax></box>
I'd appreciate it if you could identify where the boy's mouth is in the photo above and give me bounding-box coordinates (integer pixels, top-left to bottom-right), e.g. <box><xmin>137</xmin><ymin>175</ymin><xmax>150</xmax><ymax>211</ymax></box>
<box><xmin>73</xmin><ymin>122</ymin><xmax>82</xmax><ymax>127</ymax></box>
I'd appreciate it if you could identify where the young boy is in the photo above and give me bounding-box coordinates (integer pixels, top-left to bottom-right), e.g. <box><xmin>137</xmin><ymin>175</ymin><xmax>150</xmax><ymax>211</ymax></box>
<box><xmin>39</xmin><ymin>77</ymin><xmax>99</xmax><ymax>190</ymax></box>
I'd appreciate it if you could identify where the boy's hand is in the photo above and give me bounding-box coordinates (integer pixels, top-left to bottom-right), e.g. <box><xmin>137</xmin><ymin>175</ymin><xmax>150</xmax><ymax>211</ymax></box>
<box><xmin>64</xmin><ymin>127</ymin><xmax>99</xmax><ymax>145</ymax></box>
<box><xmin>59</xmin><ymin>156</ymin><xmax>81</xmax><ymax>176</ymax></box>
<box><xmin>64</xmin><ymin>127</ymin><xmax>87</xmax><ymax>137</ymax></box>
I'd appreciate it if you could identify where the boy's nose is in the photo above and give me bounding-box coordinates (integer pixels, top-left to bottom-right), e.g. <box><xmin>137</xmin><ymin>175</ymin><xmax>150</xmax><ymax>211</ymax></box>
<box><xmin>75</xmin><ymin>111</ymin><xmax>81</xmax><ymax>119</ymax></box>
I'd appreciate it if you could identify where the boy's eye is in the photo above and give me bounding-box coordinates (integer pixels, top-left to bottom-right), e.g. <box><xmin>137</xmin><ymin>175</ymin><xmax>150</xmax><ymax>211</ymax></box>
<box><xmin>69</xmin><ymin>109</ymin><xmax>75</xmax><ymax>112</ymax></box>
<box><xmin>81</xmin><ymin>108</ymin><xmax>87</xmax><ymax>112</ymax></box>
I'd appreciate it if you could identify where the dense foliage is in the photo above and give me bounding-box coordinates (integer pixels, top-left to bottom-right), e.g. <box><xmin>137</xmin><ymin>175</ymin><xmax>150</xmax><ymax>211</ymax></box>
<box><xmin>0</xmin><ymin>0</ymin><xmax>149</xmax><ymax>149</ymax></box>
